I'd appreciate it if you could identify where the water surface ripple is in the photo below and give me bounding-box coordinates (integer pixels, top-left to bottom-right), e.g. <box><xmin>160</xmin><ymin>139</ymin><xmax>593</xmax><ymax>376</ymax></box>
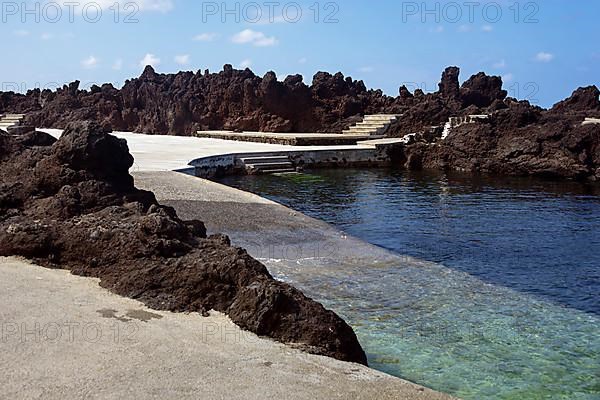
<box><xmin>219</xmin><ymin>169</ymin><xmax>600</xmax><ymax>399</ymax></box>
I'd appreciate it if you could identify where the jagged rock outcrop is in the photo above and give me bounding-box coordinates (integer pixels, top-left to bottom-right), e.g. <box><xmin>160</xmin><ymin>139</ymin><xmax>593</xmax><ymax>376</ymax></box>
<box><xmin>1</xmin><ymin>65</ymin><xmax>393</xmax><ymax>135</ymax></box>
<box><xmin>0</xmin><ymin>122</ymin><xmax>368</xmax><ymax>365</ymax></box>
<box><xmin>549</xmin><ymin>86</ymin><xmax>600</xmax><ymax>115</ymax></box>
<box><xmin>389</xmin><ymin>83</ymin><xmax>600</xmax><ymax>180</ymax></box>
<box><xmin>2</xmin><ymin>65</ymin><xmax>598</xmax><ymax>179</ymax></box>
<box><xmin>459</xmin><ymin>72</ymin><xmax>507</xmax><ymax>108</ymax></box>
<box><xmin>438</xmin><ymin>66</ymin><xmax>460</xmax><ymax>99</ymax></box>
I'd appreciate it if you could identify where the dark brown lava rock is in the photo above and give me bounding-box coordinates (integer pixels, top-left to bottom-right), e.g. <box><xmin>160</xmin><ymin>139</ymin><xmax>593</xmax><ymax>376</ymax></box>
<box><xmin>2</xmin><ymin>65</ymin><xmax>598</xmax><ymax>180</ymax></box>
<box><xmin>0</xmin><ymin>121</ymin><xmax>368</xmax><ymax>365</ymax></box>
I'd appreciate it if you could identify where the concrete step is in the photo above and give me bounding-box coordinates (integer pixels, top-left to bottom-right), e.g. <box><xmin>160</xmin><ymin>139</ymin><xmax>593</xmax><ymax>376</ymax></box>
<box><xmin>362</xmin><ymin>118</ymin><xmax>397</xmax><ymax>124</ymax></box>
<box><xmin>363</xmin><ymin>116</ymin><xmax>399</xmax><ymax>121</ymax></box>
<box><xmin>239</xmin><ymin>154</ymin><xmax>297</xmax><ymax>174</ymax></box>
<box><xmin>246</xmin><ymin>162</ymin><xmax>294</xmax><ymax>170</ymax></box>
<box><xmin>363</xmin><ymin>114</ymin><xmax>399</xmax><ymax>118</ymax></box>
<box><xmin>344</xmin><ymin>128</ymin><xmax>383</xmax><ymax>134</ymax></box>
<box><xmin>240</xmin><ymin>156</ymin><xmax>290</xmax><ymax>164</ymax></box>
<box><xmin>354</xmin><ymin>123</ymin><xmax>386</xmax><ymax>129</ymax></box>
<box><xmin>355</xmin><ymin>121</ymin><xmax>387</xmax><ymax>126</ymax></box>
<box><xmin>246</xmin><ymin>161</ymin><xmax>294</xmax><ymax>169</ymax></box>
<box><xmin>342</xmin><ymin>131</ymin><xmax>381</xmax><ymax>136</ymax></box>
<box><xmin>342</xmin><ymin>114</ymin><xmax>401</xmax><ymax>135</ymax></box>
<box><xmin>263</xmin><ymin>168</ymin><xmax>297</xmax><ymax>174</ymax></box>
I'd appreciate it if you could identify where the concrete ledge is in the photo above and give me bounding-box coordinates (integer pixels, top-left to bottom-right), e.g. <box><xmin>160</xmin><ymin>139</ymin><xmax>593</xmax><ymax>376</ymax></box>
<box><xmin>195</xmin><ymin>131</ymin><xmax>378</xmax><ymax>146</ymax></box>
<box><xmin>189</xmin><ymin>147</ymin><xmax>390</xmax><ymax>178</ymax></box>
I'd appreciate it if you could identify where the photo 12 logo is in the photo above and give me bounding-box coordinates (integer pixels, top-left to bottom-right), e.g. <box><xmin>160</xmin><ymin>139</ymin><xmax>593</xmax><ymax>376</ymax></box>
<box><xmin>1</xmin><ymin>1</ymin><xmax>140</xmax><ymax>23</ymax></box>
<box><xmin>1</xmin><ymin>321</ymin><xmax>139</xmax><ymax>344</ymax></box>
<box><xmin>200</xmin><ymin>2</ymin><xmax>340</xmax><ymax>24</ymax></box>
<box><xmin>401</xmin><ymin>2</ymin><xmax>540</xmax><ymax>24</ymax></box>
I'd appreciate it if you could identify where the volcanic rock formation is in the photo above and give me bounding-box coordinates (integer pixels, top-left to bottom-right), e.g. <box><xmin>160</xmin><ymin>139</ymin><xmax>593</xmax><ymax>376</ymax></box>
<box><xmin>0</xmin><ymin>65</ymin><xmax>396</xmax><ymax>135</ymax></box>
<box><xmin>1</xmin><ymin>64</ymin><xmax>598</xmax><ymax>179</ymax></box>
<box><xmin>387</xmin><ymin>69</ymin><xmax>600</xmax><ymax>180</ymax></box>
<box><xmin>0</xmin><ymin>122</ymin><xmax>367</xmax><ymax>365</ymax></box>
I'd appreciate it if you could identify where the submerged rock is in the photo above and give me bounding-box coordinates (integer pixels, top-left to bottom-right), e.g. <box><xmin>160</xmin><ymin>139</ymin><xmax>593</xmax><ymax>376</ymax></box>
<box><xmin>0</xmin><ymin>122</ymin><xmax>368</xmax><ymax>365</ymax></box>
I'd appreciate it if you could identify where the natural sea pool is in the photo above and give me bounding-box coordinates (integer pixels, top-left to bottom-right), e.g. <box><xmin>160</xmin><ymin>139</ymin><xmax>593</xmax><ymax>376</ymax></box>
<box><xmin>218</xmin><ymin>169</ymin><xmax>600</xmax><ymax>399</ymax></box>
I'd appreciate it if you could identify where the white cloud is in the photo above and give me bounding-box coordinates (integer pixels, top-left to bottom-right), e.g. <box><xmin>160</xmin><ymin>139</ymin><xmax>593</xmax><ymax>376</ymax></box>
<box><xmin>482</xmin><ymin>25</ymin><xmax>494</xmax><ymax>32</ymax></box>
<box><xmin>140</xmin><ymin>53</ymin><xmax>161</xmax><ymax>68</ymax></box>
<box><xmin>358</xmin><ymin>66</ymin><xmax>374</xmax><ymax>73</ymax></box>
<box><xmin>535</xmin><ymin>52</ymin><xmax>555</xmax><ymax>62</ymax></box>
<box><xmin>298</xmin><ymin>57</ymin><xmax>307</xmax><ymax>64</ymax></box>
<box><xmin>112</xmin><ymin>59</ymin><xmax>123</xmax><ymax>70</ymax></box>
<box><xmin>81</xmin><ymin>56</ymin><xmax>99</xmax><ymax>69</ymax></box>
<box><xmin>193</xmin><ymin>33</ymin><xmax>219</xmax><ymax>42</ymax></box>
<box><xmin>13</xmin><ymin>29</ymin><xmax>30</xmax><ymax>37</ymax></box>
<box><xmin>239</xmin><ymin>59</ymin><xmax>253</xmax><ymax>69</ymax></box>
<box><xmin>502</xmin><ymin>73</ymin><xmax>514</xmax><ymax>82</ymax></box>
<box><xmin>232</xmin><ymin>29</ymin><xmax>278</xmax><ymax>47</ymax></box>
<box><xmin>493</xmin><ymin>59</ymin><xmax>506</xmax><ymax>69</ymax></box>
<box><xmin>40</xmin><ymin>33</ymin><xmax>53</xmax><ymax>40</ymax></box>
<box><xmin>174</xmin><ymin>54</ymin><xmax>191</xmax><ymax>66</ymax></box>
<box><xmin>458</xmin><ymin>25</ymin><xmax>471</xmax><ymax>33</ymax></box>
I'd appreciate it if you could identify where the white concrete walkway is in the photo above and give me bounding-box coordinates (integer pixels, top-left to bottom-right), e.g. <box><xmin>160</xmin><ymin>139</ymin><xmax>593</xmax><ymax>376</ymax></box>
<box><xmin>0</xmin><ymin>257</ymin><xmax>452</xmax><ymax>400</ymax></box>
<box><xmin>41</xmin><ymin>129</ymin><xmax>372</xmax><ymax>172</ymax></box>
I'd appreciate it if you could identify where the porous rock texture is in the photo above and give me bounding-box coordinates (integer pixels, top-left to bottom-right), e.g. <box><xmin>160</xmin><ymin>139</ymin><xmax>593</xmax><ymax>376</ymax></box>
<box><xmin>0</xmin><ymin>65</ymin><xmax>395</xmax><ymax>135</ymax></box>
<box><xmin>2</xmin><ymin>64</ymin><xmax>599</xmax><ymax>179</ymax></box>
<box><xmin>0</xmin><ymin>122</ymin><xmax>367</xmax><ymax>365</ymax></box>
<box><xmin>386</xmin><ymin>68</ymin><xmax>600</xmax><ymax>180</ymax></box>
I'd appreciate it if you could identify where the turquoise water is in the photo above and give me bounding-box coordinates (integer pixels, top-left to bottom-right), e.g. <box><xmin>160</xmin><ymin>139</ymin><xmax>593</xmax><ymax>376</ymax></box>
<box><xmin>219</xmin><ymin>169</ymin><xmax>600</xmax><ymax>399</ymax></box>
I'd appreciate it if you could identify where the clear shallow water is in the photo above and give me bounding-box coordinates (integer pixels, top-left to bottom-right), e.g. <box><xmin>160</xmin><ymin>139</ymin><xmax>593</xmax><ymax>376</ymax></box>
<box><xmin>219</xmin><ymin>169</ymin><xmax>600</xmax><ymax>399</ymax></box>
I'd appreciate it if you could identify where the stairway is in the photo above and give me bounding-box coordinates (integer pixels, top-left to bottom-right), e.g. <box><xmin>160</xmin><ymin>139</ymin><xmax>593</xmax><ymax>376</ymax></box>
<box><xmin>0</xmin><ymin>114</ymin><xmax>26</xmax><ymax>131</ymax></box>
<box><xmin>442</xmin><ymin>114</ymin><xmax>490</xmax><ymax>140</ymax></box>
<box><xmin>582</xmin><ymin>118</ymin><xmax>600</xmax><ymax>126</ymax></box>
<box><xmin>342</xmin><ymin>114</ymin><xmax>400</xmax><ymax>136</ymax></box>
<box><xmin>238</xmin><ymin>155</ymin><xmax>296</xmax><ymax>175</ymax></box>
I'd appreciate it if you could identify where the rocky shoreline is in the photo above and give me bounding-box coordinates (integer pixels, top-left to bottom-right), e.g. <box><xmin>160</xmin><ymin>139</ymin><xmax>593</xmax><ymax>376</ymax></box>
<box><xmin>1</xmin><ymin>64</ymin><xmax>598</xmax><ymax>180</ymax></box>
<box><xmin>386</xmin><ymin>68</ymin><xmax>600</xmax><ymax>181</ymax></box>
<box><xmin>0</xmin><ymin>122</ymin><xmax>367</xmax><ymax>365</ymax></box>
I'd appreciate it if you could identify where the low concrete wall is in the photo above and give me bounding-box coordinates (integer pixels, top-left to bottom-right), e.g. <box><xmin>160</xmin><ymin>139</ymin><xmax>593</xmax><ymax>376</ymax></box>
<box><xmin>189</xmin><ymin>147</ymin><xmax>391</xmax><ymax>178</ymax></box>
<box><xmin>195</xmin><ymin>132</ymin><xmax>368</xmax><ymax>146</ymax></box>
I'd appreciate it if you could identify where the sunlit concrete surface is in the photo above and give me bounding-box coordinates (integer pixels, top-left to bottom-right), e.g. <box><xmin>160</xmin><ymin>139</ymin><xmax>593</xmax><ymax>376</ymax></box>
<box><xmin>40</xmin><ymin>129</ymin><xmax>372</xmax><ymax>172</ymax></box>
<box><xmin>0</xmin><ymin>257</ymin><xmax>454</xmax><ymax>400</ymax></box>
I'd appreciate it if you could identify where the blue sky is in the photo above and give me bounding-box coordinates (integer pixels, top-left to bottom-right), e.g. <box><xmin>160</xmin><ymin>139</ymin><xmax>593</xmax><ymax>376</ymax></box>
<box><xmin>1</xmin><ymin>0</ymin><xmax>598</xmax><ymax>107</ymax></box>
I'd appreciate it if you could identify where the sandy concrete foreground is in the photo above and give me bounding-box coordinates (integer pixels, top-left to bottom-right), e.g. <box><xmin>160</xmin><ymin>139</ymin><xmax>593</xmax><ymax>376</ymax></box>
<box><xmin>0</xmin><ymin>258</ymin><xmax>452</xmax><ymax>399</ymax></box>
